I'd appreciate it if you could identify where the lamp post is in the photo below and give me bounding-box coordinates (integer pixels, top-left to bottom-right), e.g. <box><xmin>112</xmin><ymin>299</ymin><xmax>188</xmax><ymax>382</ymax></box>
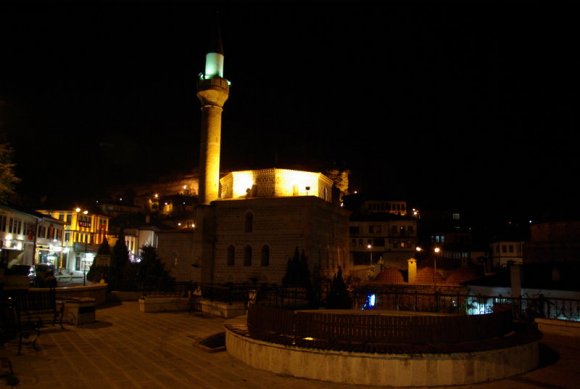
<box><xmin>367</xmin><ymin>244</ymin><xmax>373</xmax><ymax>266</ymax></box>
<box><xmin>76</xmin><ymin>207</ymin><xmax>90</xmax><ymax>286</ymax></box>
<box><xmin>433</xmin><ymin>247</ymin><xmax>441</xmax><ymax>288</ymax></box>
<box><xmin>83</xmin><ymin>241</ymin><xmax>87</xmax><ymax>286</ymax></box>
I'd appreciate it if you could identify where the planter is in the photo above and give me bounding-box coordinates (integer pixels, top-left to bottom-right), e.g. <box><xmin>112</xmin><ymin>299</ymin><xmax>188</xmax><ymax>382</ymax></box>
<box><xmin>198</xmin><ymin>300</ymin><xmax>246</xmax><ymax>318</ymax></box>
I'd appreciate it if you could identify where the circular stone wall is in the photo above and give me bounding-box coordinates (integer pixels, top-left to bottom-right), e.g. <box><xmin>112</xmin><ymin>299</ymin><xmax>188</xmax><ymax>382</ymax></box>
<box><xmin>225</xmin><ymin>308</ymin><xmax>541</xmax><ymax>387</ymax></box>
<box><xmin>225</xmin><ymin>323</ymin><xmax>540</xmax><ymax>387</ymax></box>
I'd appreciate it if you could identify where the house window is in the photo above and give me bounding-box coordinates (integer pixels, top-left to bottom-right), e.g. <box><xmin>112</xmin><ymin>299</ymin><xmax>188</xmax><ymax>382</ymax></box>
<box><xmin>227</xmin><ymin>245</ymin><xmax>235</xmax><ymax>266</ymax></box>
<box><xmin>244</xmin><ymin>245</ymin><xmax>252</xmax><ymax>266</ymax></box>
<box><xmin>244</xmin><ymin>212</ymin><xmax>253</xmax><ymax>232</ymax></box>
<box><xmin>261</xmin><ymin>245</ymin><xmax>269</xmax><ymax>266</ymax></box>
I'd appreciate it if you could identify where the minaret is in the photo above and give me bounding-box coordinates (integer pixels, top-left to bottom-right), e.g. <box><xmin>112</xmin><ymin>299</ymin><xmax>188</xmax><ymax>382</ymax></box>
<box><xmin>196</xmin><ymin>18</ymin><xmax>229</xmax><ymax>204</ymax></box>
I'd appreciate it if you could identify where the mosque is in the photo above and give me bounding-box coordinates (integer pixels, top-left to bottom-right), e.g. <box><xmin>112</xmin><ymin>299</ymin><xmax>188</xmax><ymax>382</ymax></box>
<box><xmin>159</xmin><ymin>25</ymin><xmax>351</xmax><ymax>286</ymax></box>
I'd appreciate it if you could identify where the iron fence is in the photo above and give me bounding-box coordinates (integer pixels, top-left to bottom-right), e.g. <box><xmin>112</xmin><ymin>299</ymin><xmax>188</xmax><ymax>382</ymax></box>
<box><xmin>140</xmin><ymin>282</ymin><xmax>580</xmax><ymax>322</ymax></box>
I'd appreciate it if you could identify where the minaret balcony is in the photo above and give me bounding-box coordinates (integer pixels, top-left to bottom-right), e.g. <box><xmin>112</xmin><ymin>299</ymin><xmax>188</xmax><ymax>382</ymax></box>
<box><xmin>197</xmin><ymin>77</ymin><xmax>230</xmax><ymax>92</ymax></box>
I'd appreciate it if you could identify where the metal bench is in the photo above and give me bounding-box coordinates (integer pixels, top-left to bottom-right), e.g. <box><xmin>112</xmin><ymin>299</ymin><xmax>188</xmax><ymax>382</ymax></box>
<box><xmin>6</xmin><ymin>288</ymin><xmax>64</xmax><ymax>354</ymax></box>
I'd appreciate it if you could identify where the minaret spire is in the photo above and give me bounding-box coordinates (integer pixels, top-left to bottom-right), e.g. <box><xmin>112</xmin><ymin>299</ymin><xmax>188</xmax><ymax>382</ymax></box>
<box><xmin>197</xmin><ymin>11</ymin><xmax>230</xmax><ymax>205</ymax></box>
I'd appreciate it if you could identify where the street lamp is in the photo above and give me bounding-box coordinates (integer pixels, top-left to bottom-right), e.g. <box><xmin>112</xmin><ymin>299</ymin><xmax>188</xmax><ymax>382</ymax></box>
<box><xmin>367</xmin><ymin>244</ymin><xmax>373</xmax><ymax>266</ymax></box>
<box><xmin>433</xmin><ymin>247</ymin><xmax>441</xmax><ymax>288</ymax></box>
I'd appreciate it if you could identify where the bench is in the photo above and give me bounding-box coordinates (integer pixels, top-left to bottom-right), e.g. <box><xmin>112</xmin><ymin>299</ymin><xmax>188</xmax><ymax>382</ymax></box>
<box><xmin>6</xmin><ymin>288</ymin><xmax>64</xmax><ymax>354</ymax></box>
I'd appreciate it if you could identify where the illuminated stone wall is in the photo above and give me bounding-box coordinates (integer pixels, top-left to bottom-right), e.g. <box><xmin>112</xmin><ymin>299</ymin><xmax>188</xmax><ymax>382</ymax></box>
<box><xmin>219</xmin><ymin>168</ymin><xmax>335</xmax><ymax>202</ymax></box>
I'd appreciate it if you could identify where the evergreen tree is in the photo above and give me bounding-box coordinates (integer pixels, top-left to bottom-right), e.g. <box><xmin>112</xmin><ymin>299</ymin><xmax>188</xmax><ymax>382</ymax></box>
<box><xmin>281</xmin><ymin>247</ymin><xmax>319</xmax><ymax>307</ymax></box>
<box><xmin>137</xmin><ymin>245</ymin><xmax>174</xmax><ymax>292</ymax></box>
<box><xmin>326</xmin><ymin>267</ymin><xmax>352</xmax><ymax>309</ymax></box>
<box><xmin>283</xmin><ymin>247</ymin><xmax>305</xmax><ymax>286</ymax></box>
<box><xmin>107</xmin><ymin>230</ymin><xmax>130</xmax><ymax>290</ymax></box>
<box><xmin>87</xmin><ymin>237</ymin><xmax>111</xmax><ymax>283</ymax></box>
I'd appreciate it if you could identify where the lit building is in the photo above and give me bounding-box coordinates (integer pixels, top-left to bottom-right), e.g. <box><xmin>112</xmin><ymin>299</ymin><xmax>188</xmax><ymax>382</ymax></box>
<box><xmin>490</xmin><ymin>240</ymin><xmax>524</xmax><ymax>268</ymax></box>
<box><xmin>0</xmin><ymin>204</ymin><xmax>65</xmax><ymax>268</ymax></box>
<box><xmin>345</xmin><ymin>198</ymin><xmax>419</xmax><ymax>281</ymax></box>
<box><xmin>36</xmin><ymin>208</ymin><xmax>110</xmax><ymax>274</ymax></box>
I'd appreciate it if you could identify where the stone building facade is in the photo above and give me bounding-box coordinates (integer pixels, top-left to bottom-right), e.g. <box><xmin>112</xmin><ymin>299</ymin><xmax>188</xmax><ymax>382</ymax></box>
<box><xmin>208</xmin><ymin>196</ymin><xmax>350</xmax><ymax>285</ymax></box>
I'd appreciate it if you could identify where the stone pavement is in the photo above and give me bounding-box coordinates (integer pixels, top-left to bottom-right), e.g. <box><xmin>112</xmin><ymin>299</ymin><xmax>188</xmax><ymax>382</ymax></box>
<box><xmin>1</xmin><ymin>301</ymin><xmax>580</xmax><ymax>389</ymax></box>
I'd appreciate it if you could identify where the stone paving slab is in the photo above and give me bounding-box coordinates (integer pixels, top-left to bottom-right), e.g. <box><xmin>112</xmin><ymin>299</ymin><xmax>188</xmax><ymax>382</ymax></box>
<box><xmin>1</xmin><ymin>301</ymin><xmax>579</xmax><ymax>389</ymax></box>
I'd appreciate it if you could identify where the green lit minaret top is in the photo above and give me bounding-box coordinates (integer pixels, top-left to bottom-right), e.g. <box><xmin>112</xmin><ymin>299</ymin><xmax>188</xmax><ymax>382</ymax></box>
<box><xmin>199</xmin><ymin>14</ymin><xmax>227</xmax><ymax>82</ymax></box>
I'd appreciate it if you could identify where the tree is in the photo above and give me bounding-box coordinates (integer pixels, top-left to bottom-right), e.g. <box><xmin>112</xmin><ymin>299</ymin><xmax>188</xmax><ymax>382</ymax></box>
<box><xmin>282</xmin><ymin>247</ymin><xmax>319</xmax><ymax>307</ymax></box>
<box><xmin>107</xmin><ymin>230</ymin><xmax>131</xmax><ymax>290</ymax></box>
<box><xmin>0</xmin><ymin>137</ymin><xmax>20</xmax><ymax>204</ymax></box>
<box><xmin>137</xmin><ymin>245</ymin><xmax>174</xmax><ymax>292</ymax></box>
<box><xmin>282</xmin><ymin>247</ymin><xmax>311</xmax><ymax>287</ymax></box>
<box><xmin>326</xmin><ymin>267</ymin><xmax>352</xmax><ymax>309</ymax></box>
<box><xmin>87</xmin><ymin>237</ymin><xmax>111</xmax><ymax>283</ymax></box>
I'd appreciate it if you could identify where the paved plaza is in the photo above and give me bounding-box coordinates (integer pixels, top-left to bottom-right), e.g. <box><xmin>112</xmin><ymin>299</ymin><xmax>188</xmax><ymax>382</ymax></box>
<box><xmin>1</xmin><ymin>301</ymin><xmax>580</xmax><ymax>388</ymax></box>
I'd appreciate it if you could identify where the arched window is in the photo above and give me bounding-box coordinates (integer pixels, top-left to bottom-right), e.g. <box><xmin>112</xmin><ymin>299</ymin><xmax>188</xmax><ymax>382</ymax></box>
<box><xmin>261</xmin><ymin>245</ymin><xmax>270</xmax><ymax>266</ymax></box>
<box><xmin>244</xmin><ymin>212</ymin><xmax>253</xmax><ymax>232</ymax></box>
<box><xmin>227</xmin><ymin>245</ymin><xmax>235</xmax><ymax>266</ymax></box>
<box><xmin>244</xmin><ymin>245</ymin><xmax>252</xmax><ymax>266</ymax></box>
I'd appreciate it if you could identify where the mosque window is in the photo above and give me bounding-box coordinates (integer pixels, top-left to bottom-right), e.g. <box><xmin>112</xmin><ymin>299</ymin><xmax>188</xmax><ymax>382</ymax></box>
<box><xmin>261</xmin><ymin>245</ymin><xmax>270</xmax><ymax>266</ymax></box>
<box><xmin>244</xmin><ymin>245</ymin><xmax>252</xmax><ymax>266</ymax></box>
<box><xmin>227</xmin><ymin>245</ymin><xmax>235</xmax><ymax>266</ymax></box>
<box><xmin>244</xmin><ymin>212</ymin><xmax>253</xmax><ymax>232</ymax></box>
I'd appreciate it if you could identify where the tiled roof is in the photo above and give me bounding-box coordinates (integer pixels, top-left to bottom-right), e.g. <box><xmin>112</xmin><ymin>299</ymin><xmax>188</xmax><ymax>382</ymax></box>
<box><xmin>374</xmin><ymin>267</ymin><xmax>406</xmax><ymax>284</ymax></box>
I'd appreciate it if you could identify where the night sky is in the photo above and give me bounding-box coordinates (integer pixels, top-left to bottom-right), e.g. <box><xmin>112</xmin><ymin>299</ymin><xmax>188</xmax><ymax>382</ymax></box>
<box><xmin>1</xmin><ymin>1</ymin><xmax>579</xmax><ymax>221</ymax></box>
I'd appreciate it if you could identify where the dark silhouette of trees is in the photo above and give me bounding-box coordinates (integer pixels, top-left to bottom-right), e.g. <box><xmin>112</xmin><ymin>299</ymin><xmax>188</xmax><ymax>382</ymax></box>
<box><xmin>86</xmin><ymin>237</ymin><xmax>111</xmax><ymax>283</ymax></box>
<box><xmin>106</xmin><ymin>229</ymin><xmax>131</xmax><ymax>290</ymax></box>
<box><xmin>137</xmin><ymin>245</ymin><xmax>174</xmax><ymax>292</ymax></box>
<box><xmin>282</xmin><ymin>247</ymin><xmax>320</xmax><ymax>307</ymax></box>
<box><xmin>326</xmin><ymin>266</ymin><xmax>352</xmax><ymax>309</ymax></box>
<box><xmin>282</xmin><ymin>247</ymin><xmax>311</xmax><ymax>288</ymax></box>
<box><xmin>0</xmin><ymin>135</ymin><xmax>20</xmax><ymax>204</ymax></box>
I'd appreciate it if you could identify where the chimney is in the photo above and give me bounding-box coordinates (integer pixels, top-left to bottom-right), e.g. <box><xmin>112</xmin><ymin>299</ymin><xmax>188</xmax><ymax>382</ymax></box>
<box><xmin>510</xmin><ymin>263</ymin><xmax>522</xmax><ymax>299</ymax></box>
<box><xmin>407</xmin><ymin>258</ymin><xmax>417</xmax><ymax>284</ymax></box>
